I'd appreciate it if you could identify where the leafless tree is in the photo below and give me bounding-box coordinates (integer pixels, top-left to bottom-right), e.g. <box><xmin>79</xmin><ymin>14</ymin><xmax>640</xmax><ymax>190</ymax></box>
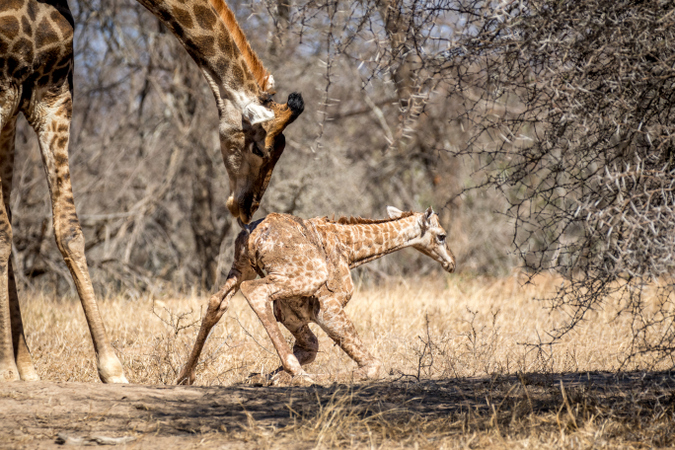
<box><xmin>441</xmin><ymin>0</ymin><xmax>675</xmax><ymax>364</ymax></box>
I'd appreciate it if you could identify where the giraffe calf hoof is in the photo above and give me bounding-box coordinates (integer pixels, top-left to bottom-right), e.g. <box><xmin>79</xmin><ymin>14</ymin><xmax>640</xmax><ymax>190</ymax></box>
<box><xmin>261</xmin><ymin>370</ymin><xmax>318</xmax><ymax>387</ymax></box>
<box><xmin>284</xmin><ymin>373</ymin><xmax>318</xmax><ymax>387</ymax></box>
<box><xmin>354</xmin><ymin>361</ymin><xmax>382</xmax><ymax>380</ymax></box>
<box><xmin>175</xmin><ymin>373</ymin><xmax>195</xmax><ymax>386</ymax></box>
<box><xmin>245</xmin><ymin>372</ymin><xmax>275</xmax><ymax>386</ymax></box>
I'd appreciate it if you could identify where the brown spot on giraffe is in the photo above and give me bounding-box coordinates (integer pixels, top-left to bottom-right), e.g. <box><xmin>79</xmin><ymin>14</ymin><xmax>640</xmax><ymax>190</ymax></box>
<box><xmin>0</xmin><ymin>0</ymin><xmax>25</xmax><ymax>13</ymax></box>
<box><xmin>36</xmin><ymin>47</ymin><xmax>60</xmax><ymax>70</ymax></box>
<box><xmin>50</xmin><ymin>11</ymin><xmax>73</xmax><ymax>39</ymax></box>
<box><xmin>5</xmin><ymin>56</ymin><xmax>20</xmax><ymax>77</ymax></box>
<box><xmin>171</xmin><ymin>6</ymin><xmax>193</xmax><ymax>29</ymax></box>
<box><xmin>26</xmin><ymin>1</ymin><xmax>37</xmax><ymax>21</ymax></box>
<box><xmin>0</xmin><ymin>16</ymin><xmax>20</xmax><ymax>40</ymax></box>
<box><xmin>21</xmin><ymin>15</ymin><xmax>31</xmax><ymax>36</ymax></box>
<box><xmin>34</xmin><ymin>18</ymin><xmax>59</xmax><ymax>49</ymax></box>
<box><xmin>11</xmin><ymin>38</ymin><xmax>33</xmax><ymax>62</ymax></box>
<box><xmin>177</xmin><ymin>208</ymin><xmax>456</xmax><ymax>386</ymax></box>
<box><xmin>55</xmin><ymin>136</ymin><xmax>67</xmax><ymax>149</ymax></box>
<box><xmin>216</xmin><ymin>31</ymin><xmax>235</xmax><ymax>58</ymax></box>
<box><xmin>192</xmin><ymin>35</ymin><xmax>215</xmax><ymax>57</ymax></box>
<box><xmin>231</xmin><ymin>64</ymin><xmax>244</xmax><ymax>86</ymax></box>
<box><xmin>194</xmin><ymin>4</ymin><xmax>217</xmax><ymax>30</ymax></box>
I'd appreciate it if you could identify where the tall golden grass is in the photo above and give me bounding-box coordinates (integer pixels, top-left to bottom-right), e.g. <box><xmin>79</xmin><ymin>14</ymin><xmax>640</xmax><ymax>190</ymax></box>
<box><xmin>21</xmin><ymin>272</ymin><xmax>666</xmax><ymax>384</ymax></box>
<box><xmin>17</xmin><ymin>273</ymin><xmax>674</xmax><ymax>448</ymax></box>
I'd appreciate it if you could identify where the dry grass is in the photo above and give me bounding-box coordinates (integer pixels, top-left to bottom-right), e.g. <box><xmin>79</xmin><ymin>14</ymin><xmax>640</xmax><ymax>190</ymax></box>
<box><xmin>16</xmin><ymin>272</ymin><xmax>675</xmax><ymax>448</ymax></box>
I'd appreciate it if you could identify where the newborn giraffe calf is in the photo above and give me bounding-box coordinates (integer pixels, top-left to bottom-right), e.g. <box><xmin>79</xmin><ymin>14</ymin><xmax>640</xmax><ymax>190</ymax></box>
<box><xmin>176</xmin><ymin>206</ymin><xmax>456</xmax><ymax>385</ymax></box>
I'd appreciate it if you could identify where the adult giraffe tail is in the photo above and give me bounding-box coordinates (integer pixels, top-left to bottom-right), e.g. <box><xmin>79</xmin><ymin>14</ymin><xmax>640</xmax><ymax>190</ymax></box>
<box><xmin>208</xmin><ymin>0</ymin><xmax>275</xmax><ymax>93</ymax></box>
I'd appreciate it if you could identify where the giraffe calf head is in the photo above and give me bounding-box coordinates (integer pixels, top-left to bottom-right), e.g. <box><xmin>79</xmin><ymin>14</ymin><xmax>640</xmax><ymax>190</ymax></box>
<box><xmin>388</xmin><ymin>206</ymin><xmax>456</xmax><ymax>273</ymax></box>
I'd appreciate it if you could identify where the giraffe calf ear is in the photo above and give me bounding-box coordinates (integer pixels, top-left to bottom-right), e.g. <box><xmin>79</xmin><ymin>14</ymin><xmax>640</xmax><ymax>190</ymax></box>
<box><xmin>419</xmin><ymin>207</ymin><xmax>436</xmax><ymax>229</ymax></box>
<box><xmin>387</xmin><ymin>206</ymin><xmax>404</xmax><ymax>218</ymax></box>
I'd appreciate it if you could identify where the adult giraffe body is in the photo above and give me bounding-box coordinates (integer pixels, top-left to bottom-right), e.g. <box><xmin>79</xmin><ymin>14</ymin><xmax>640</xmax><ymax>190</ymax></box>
<box><xmin>0</xmin><ymin>0</ymin><xmax>303</xmax><ymax>383</ymax></box>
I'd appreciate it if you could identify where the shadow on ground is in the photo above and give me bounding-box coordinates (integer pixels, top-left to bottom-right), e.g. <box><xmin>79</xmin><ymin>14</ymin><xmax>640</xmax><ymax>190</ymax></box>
<box><xmin>1</xmin><ymin>371</ymin><xmax>673</xmax><ymax>448</ymax></box>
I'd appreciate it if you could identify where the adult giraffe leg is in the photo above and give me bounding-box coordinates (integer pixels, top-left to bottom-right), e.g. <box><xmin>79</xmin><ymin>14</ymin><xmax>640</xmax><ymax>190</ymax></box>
<box><xmin>33</xmin><ymin>90</ymin><xmax>127</xmax><ymax>384</ymax></box>
<box><xmin>0</xmin><ymin>98</ymin><xmax>20</xmax><ymax>381</ymax></box>
<box><xmin>0</xmin><ymin>116</ymin><xmax>39</xmax><ymax>381</ymax></box>
<box><xmin>314</xmin><ymin>296</ymin><xmax>381</xmax><ymax>379</ymax></box>
<box><xmin>8</xmin><ymin>260</ymin><xmax>38</xmax><ymax>380</ymax></box>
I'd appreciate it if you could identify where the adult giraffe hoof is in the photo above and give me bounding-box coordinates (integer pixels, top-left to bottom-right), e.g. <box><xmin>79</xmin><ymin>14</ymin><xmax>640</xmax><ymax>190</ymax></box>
<box><xmin>98</xmin><ymin>354</ymin><xmax>129</xmax><ymax>384</ymax></box>
<box><xmin>0</xmin><ymin>365</ymin><xmax>21</xmax><ymax>382</ymax></box>
<box><xmin>18</xmin><ymin>369</ymin><xmax>40</xmax><ymax>382</ymax></box>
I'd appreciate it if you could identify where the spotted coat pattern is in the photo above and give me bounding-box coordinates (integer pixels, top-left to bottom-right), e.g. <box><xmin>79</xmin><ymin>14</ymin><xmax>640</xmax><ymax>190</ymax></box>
<box><xmin>177</xmin><ymin>208</ymin><xmax>456</xmax><ymax>385</ymax></box>
<box><xmin>0</xmin><ymin>0</ymin><xmax>302</xmax><ymax>384</ymax></box>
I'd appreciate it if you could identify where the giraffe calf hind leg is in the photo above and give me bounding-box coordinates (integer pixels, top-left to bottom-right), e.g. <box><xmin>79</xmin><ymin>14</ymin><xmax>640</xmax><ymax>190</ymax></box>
<box><xmin>269</xmin><ymin>322</ymin><xmax>318</xmax><ymax>377</ymax></box>
<box><xmin>240</xmin><ymin>279</ymin><xmax>309</xmax><ymax>380</ymax></box>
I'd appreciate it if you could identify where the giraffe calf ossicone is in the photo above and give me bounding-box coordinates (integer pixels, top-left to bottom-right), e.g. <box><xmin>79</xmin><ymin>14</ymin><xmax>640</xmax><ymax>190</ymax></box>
<box><xmin>177</xmin><ymin>207</ymin><xmax>456</xmax><ymax>385</ymax></box>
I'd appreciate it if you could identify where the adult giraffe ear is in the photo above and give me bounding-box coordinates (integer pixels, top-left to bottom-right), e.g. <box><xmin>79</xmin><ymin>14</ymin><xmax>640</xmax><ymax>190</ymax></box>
<box><xmin>387</xmin><ymin>206</ymin><xmax>404</xmax><ymax>218</ymax></box>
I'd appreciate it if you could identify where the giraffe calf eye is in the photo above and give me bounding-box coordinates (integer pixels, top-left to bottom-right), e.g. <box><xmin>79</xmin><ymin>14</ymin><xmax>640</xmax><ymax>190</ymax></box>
<box><xmin>437</xmin><ymin>234</ymin><xmax>446</xmax><ymax>243</ymax></box>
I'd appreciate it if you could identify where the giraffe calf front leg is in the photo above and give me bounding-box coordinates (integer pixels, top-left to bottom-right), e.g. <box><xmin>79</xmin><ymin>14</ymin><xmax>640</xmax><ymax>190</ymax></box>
<box><xmin>176</xmin><ymin>276</ymin><xmax>239</xmax><ymax>385</ymax></box>
<box><xmin>315</xmin><ymin>298</ymin><xmax>382</xmax><ymax>380</ymax></box>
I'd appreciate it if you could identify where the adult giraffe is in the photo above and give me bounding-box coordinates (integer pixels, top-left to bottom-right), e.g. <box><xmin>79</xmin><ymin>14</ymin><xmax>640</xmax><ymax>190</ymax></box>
<box><xmin>0</xmin><ymin>0</ymin><xmax>303</xmax><ymax>383</ymax></box>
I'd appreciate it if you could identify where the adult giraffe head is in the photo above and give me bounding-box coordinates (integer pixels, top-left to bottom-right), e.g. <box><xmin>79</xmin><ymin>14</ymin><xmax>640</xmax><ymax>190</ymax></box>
<box><xmin>208</xmin><ymin>0</ymin><xmax>304</xmax><ymax>223</ymax></box>
<box><xmin>221</xmin><ymin>91</ymin><xmax>304</xmax><ymax>224</ymax></box>
<box><xmin>140</xmin><ymin>0</ymin><xmax>305</xmax><ymax>223</ymax></box>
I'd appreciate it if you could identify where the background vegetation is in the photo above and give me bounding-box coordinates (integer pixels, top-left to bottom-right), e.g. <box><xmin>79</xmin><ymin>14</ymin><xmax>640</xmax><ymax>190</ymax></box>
<box><xmin>13</xmin><ymin>276</ymin><xmax>674</xmax><ymax>448</ymax></box>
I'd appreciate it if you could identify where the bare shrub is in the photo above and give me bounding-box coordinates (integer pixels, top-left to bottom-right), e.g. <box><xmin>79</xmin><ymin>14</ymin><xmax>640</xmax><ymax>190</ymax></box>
<box><xmin>439</xmin><ymin>0</ymin><xmax>675</xmax><ymax>364</ymax></box>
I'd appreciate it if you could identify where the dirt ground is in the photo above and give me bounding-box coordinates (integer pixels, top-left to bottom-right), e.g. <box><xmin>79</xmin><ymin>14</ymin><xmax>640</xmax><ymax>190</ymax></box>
<box><xmin>1</xmin><ymin>371</ymin><xmax>674</xmax><ymax>449</ymax></box>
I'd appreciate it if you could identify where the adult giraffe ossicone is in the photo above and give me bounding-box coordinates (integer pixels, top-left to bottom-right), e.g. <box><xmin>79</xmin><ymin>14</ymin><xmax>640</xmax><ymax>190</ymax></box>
<box><xmin>0</xmin><ymin>0</ymin><xmax>303</xmax><ymax>383</ymax></box>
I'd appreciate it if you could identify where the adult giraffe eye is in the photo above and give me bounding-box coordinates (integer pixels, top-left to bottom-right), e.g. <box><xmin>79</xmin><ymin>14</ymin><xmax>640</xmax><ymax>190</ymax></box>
<box><xmin>251</xmin><ymin>142</ymin><xmax>265</xmax><ymax>158</ymax></box>
<box><xmin>437</xmin><ymin>234</ymin><xmax>446</xmax><ymax>243</ymax></box>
